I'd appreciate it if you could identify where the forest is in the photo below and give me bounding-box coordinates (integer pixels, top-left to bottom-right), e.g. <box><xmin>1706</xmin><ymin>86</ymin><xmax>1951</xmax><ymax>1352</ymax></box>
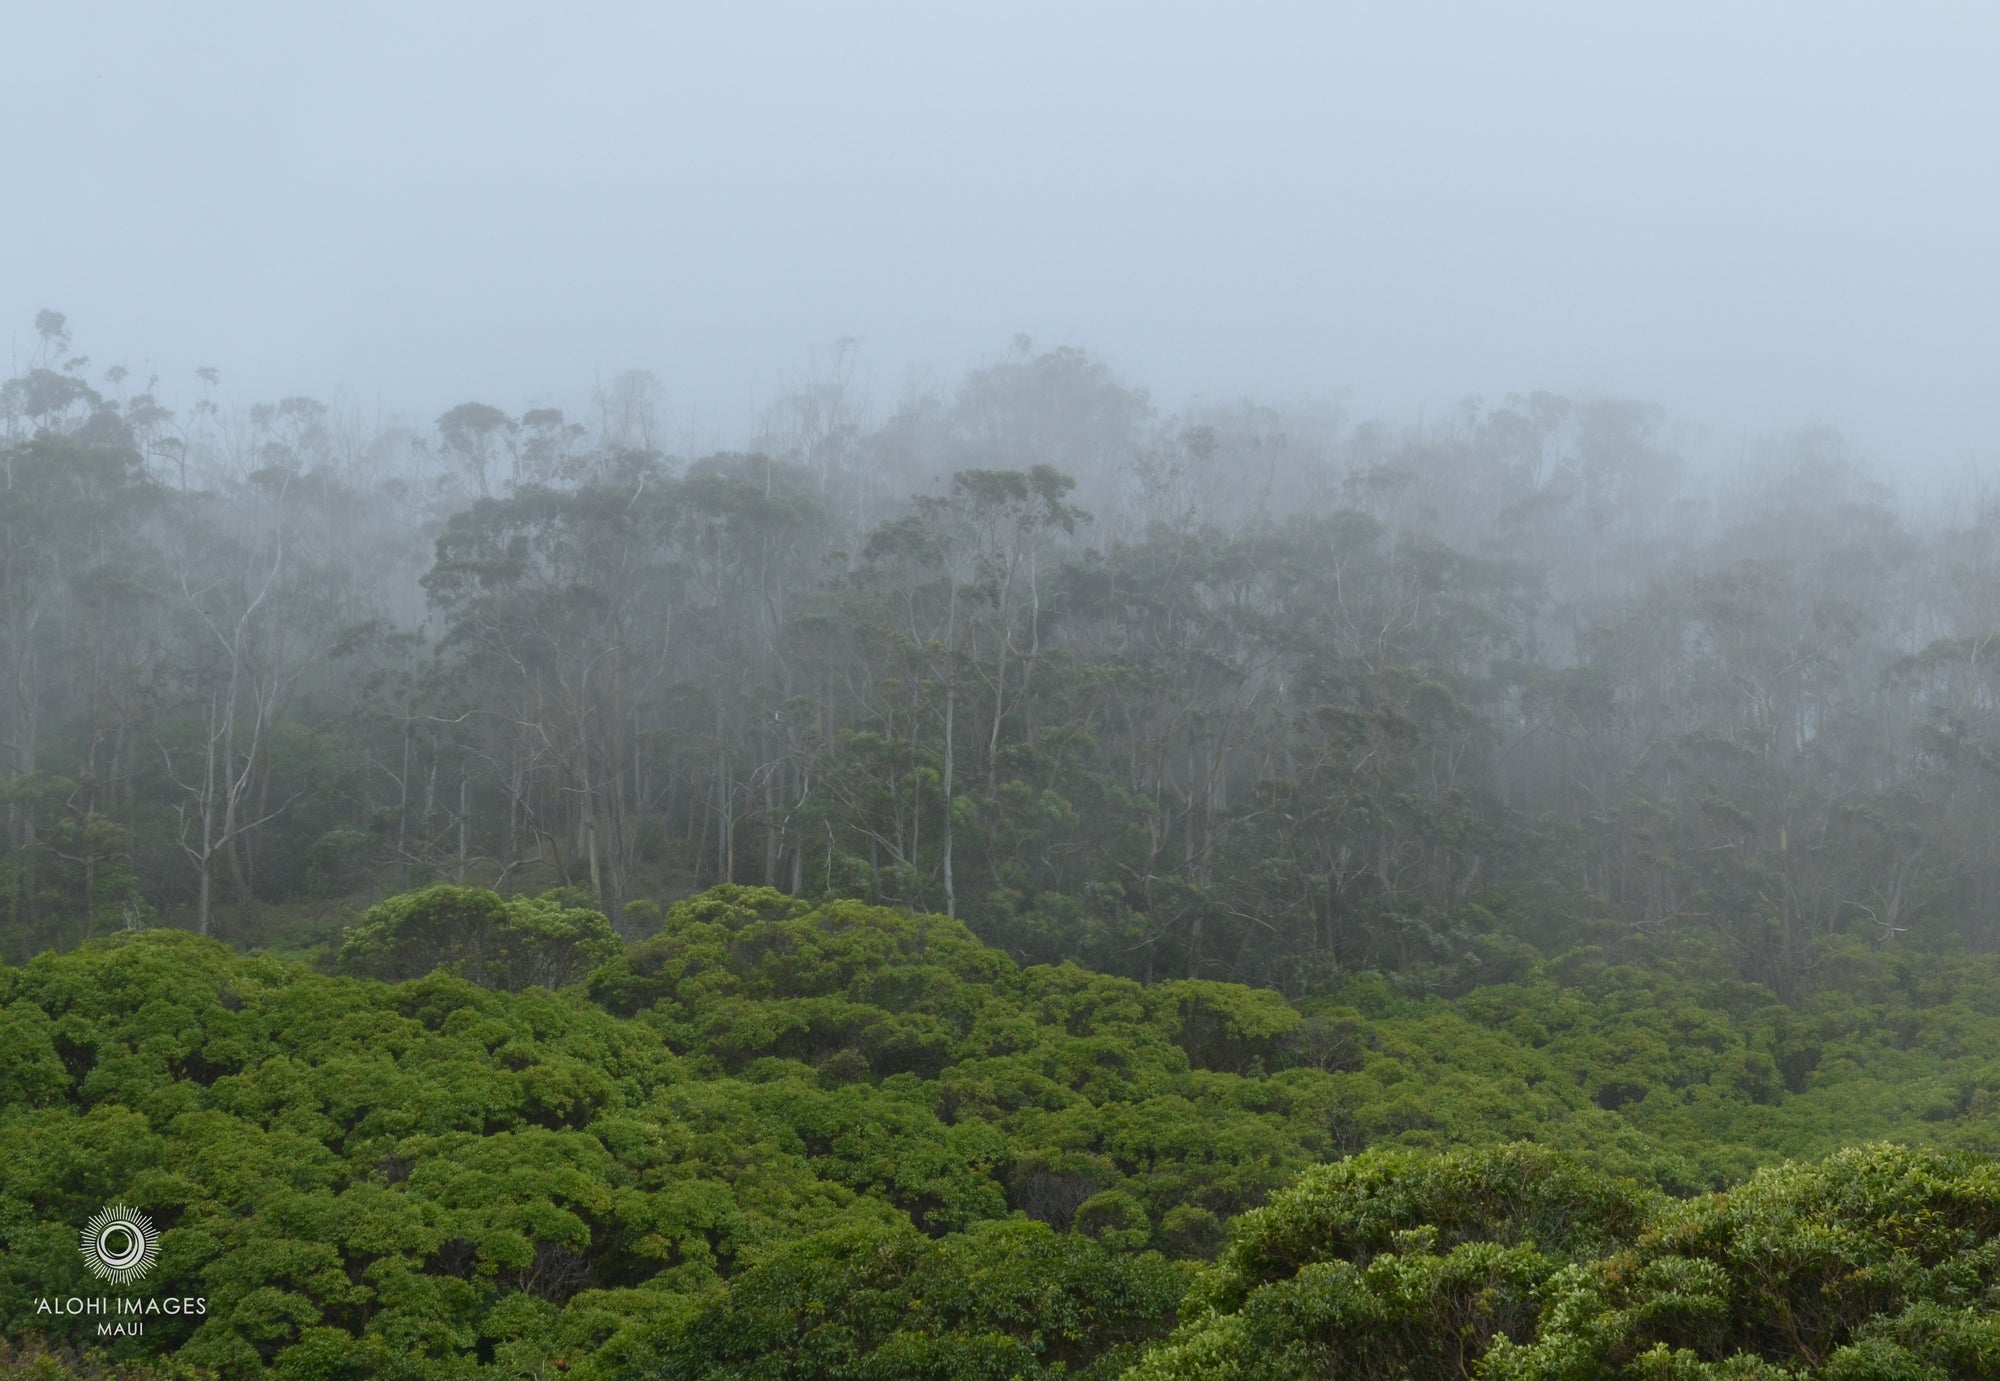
<box><xmin>9</xmin><ymin>311</ymin><xmax>2000</xmax><ymax>1377</ymax></box>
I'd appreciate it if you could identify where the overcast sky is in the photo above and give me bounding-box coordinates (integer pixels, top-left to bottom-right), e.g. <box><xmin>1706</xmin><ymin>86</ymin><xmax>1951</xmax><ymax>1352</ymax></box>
<box><xmin>5</xmin><ymin>3</ymin><xmax>1997</xmax><ymax>481</ymax></box>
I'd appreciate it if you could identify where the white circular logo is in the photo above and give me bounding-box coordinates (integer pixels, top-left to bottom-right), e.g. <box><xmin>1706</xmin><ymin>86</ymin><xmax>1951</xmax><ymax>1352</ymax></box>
<box><xmin>80</xmin><ymin>1204</ymin><xmax>158</xmax><ymax>1284</ymax></box>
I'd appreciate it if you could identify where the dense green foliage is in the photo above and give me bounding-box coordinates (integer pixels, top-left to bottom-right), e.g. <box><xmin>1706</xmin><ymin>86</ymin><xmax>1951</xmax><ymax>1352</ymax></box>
<box><xmin>11</xmin><ymin>886</ymin><xmax>2000</xmax><ymax>1376</ymax></box>
<box><xmin>0</xmin><ymin>888</ymin><xmax>1308</xmax><ymax>1377</ymax></box>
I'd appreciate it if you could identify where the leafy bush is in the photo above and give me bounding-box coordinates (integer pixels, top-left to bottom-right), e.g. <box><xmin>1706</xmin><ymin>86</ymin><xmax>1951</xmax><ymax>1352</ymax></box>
<box><xmin>1140</xmin><ymin>1143</ymin><xmax>2000</xmax><ymax>1379</ymax></box>
<box><xmin>336</xmin><ymin>884</ymin><xmax>620</xmax><ymax>990</ymax></box>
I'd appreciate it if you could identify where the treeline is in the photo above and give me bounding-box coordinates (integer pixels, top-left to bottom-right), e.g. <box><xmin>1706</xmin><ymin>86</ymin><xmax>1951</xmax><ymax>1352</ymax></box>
<box><xmin>5</xmin><ymin>312</ymin><xmax>2000</xmax><ymax>998</ymax></box>
<box><xmin>14</xmin><ymin>887</ymin><xmax>2000</xmax><ymax>1376</ymax></box>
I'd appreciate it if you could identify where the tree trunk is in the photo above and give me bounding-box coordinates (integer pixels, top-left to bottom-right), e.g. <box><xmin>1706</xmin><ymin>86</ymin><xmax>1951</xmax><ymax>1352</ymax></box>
<box><xmin>942</xmin><ymin>683</ymin><xmax>956</xmax><ymax>919</ymax></box>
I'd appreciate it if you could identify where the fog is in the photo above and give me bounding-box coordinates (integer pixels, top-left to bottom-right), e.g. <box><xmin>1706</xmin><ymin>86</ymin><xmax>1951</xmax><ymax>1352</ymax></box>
<box><xmin>6</xmin><ymin>3</ymin><xmax>1997</xmax><ymax>479</ymax></box>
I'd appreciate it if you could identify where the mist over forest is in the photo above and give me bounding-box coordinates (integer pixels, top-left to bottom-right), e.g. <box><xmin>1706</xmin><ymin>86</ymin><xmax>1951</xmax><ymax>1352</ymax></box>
<box><xmin>12</xmin><ymin>305</ymin><xmax>2000</xmax><ymax>1377</ymax></box>
<box><xmin>13</xmin><ymin>6</ymin><xmax>2000</xmax><ymax>1379</ymax></box>
<box><xmin>10</xmin><ymin>304</ymin><xmax>1993</xmax><ymax>998</ymax></box>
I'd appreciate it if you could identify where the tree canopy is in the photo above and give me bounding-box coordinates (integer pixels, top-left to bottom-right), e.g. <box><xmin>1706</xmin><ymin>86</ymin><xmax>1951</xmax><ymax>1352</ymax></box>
<box><xmin>10</xmin><ymin>888</ymin><xmax>2000</xmax><ymax>1375</ymax></box>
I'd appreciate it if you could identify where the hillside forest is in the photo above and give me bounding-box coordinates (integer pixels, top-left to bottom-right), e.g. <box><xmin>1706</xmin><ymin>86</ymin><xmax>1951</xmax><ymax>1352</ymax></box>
<box><xmin>10</xmin><ymin>313</ymin><xmax>2000</xmax><ymax>1377</ymax></box>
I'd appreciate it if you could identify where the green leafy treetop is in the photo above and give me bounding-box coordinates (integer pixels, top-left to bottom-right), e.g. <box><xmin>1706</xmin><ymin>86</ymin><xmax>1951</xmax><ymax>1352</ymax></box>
<box><xmin>1131</xmin><ymin>1142</ymin><xmax>2000</xmax><ymax>1380</ymax></box>
<box><xmin>337</xmin><ymin>885</ymin><xmax>621</xmax><ymax>991</ymax></box>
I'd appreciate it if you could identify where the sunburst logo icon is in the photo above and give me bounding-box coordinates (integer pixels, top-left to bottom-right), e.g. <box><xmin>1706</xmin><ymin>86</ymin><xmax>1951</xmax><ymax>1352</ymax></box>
<box><xmin>80</xmin><ymin>1204</ymin><xmax>158</xmax><ymax>1284</ymax></box>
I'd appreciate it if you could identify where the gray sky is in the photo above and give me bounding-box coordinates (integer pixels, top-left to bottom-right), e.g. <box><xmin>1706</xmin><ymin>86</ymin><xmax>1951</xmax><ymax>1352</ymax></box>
<box><xmin>5</xmin><ymin>2</ymin><xmax>1998</xmax><ymax>478</ymax></box>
